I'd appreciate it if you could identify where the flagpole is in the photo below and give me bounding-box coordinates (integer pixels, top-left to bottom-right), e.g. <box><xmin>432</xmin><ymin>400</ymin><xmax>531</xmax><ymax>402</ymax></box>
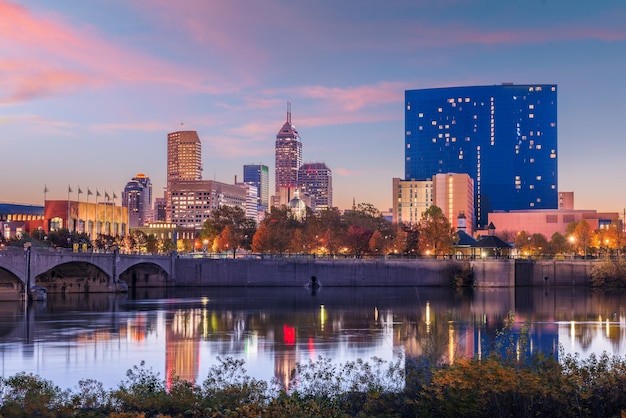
<box><xmin>67</xmin><ymin>184</ymin><xmax>72</xmax><ymax>232</ymax></box>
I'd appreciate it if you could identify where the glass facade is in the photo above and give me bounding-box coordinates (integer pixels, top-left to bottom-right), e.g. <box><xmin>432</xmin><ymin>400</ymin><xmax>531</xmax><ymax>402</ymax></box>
<box><xmin>243</xmin><ymin>164</ymin><xmax>269</xmax><ymax>212</ymax></box>
<box><xmin>405</xmin><ymin>84</ymin><xmax>557</xmax><ymax>228</ymax></box>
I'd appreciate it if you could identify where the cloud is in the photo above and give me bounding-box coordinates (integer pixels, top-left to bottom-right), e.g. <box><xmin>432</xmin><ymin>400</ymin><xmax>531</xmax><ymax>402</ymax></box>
<box><xmin>0</xmin><ymin>0</ymin><xmax>241</xmax><ymax>104</ymax></box>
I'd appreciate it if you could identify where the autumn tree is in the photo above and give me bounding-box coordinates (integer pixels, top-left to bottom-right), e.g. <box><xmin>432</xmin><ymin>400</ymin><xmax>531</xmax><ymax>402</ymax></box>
<box><xmin>528</xmin><ymin>233</ymin><xmax>549</xmax><ymax>256</ymax></box>
<box><xmin>200</xmin><ymin>205</ymin><xmax>253</xmax><ymax>255</ymax></box>
<box><xmin>344</xmin><ymin>225</ymin><xmax>372</xmax><ymax>257</ymax></box>
<box><xmin>569</xmin><ymin>219</ymin><xmax>592</xmax><ymax>258</ymax></box>
<box><xmin>417</xmin><ymin>206</ymin><xmax>455</xmax><ymax>256</ymax></box>
<box><xmin>251</xmin><ymin>207</ymin><xmax>296</xmax><ymax>254</ymax></box>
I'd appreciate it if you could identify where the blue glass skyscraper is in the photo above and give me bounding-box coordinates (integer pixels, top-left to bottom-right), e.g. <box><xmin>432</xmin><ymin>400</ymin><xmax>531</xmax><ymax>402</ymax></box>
<box><xmin>405</xmin><ymin>84</ymin><xmax>558</xmax><ymax>228</ymax></box>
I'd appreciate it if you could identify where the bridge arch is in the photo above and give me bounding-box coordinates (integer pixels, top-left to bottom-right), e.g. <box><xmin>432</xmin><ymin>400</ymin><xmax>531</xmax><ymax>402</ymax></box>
<box><xmin>35</xmin><ymin>261</ymin><xmax>114</xmax><ymax>294</ymax></box>
<box><xmin>0</xmin><ymin>267</ymin><xmax>25</xmax><ymax>301</ymax></box>
<box><xmin>119</xmin><ymin>262</ymin><xmax>171</xmax><ymax>289</ymax></box>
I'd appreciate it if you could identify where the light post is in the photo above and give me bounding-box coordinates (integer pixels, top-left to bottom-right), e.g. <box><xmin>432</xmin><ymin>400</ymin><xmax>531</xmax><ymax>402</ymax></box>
<box><xmin>569</xmin><ymin>236</ymin><xmax>575</xmax><ymax>259</ymax></box>
<box><xmin>203</xmin><ymin>239</ymin><xmax>209</xmax><ymax>255</ymax></box>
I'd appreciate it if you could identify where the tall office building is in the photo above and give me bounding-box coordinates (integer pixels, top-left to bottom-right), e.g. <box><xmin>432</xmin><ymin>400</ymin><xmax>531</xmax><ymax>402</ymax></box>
<box><xmin>166</xmin><ymin>130</ymin><xmax>203</xmax><ymax>222</ymax></box>
<box><xmin>243</xmin><ymin>164</ymin><xmax>269</xmax><ymax>212</ymax></box>
<box><xmin>275</xmin><ymin>104</ymin><xmax>302</xmax><ymax>193</ymax></box>
<box><xmin>167</xmin><ymin>130</ymin><xmax>203</xmax><ymax>185</ymax></box>
<box><xmin>122</xmin><ymin>173</ymin><xmax>153</xmax><ymax>228</ymax></box>
<box><xmin>405</xmin><ymin>84</ymin><xmax>558</xmax><ymax>228</ymax></box>
<box><xmin>298</xmin><ymin>162</ymin><xmax>333</xmax><ymax>210</ymax></box>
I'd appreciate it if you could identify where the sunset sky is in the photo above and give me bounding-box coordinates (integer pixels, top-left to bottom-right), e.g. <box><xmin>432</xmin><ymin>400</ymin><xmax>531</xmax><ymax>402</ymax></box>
<box><xmin>1</xmin><ymin>0</ymin><xmax>625</xmax><ymax>214</ymax></box>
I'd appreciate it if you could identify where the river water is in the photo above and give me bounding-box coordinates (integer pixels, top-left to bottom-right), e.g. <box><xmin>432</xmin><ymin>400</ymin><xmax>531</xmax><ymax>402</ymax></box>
<box><xmin>0</xmin><ymin>286</ymin><xmax>625</xmax><ymax>391</ymax></box>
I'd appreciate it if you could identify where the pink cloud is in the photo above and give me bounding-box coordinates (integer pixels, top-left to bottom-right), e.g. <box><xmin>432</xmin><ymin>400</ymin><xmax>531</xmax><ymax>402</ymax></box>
<box><xmin>0</xmin><ymin>0</ymin><xmax>240</xmax><ymax>104</ymax></box>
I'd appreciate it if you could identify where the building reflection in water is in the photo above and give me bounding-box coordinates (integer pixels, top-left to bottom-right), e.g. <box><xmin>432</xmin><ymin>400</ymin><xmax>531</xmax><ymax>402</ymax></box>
<box><xmin>3</xmin><ymin>287</ymin><xmax>626</xmax><ymax>391</ymax></box>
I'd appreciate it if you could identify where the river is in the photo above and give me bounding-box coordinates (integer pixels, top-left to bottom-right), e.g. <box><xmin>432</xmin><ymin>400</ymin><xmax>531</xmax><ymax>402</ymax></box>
<box><xmin>0</xmin><ymin>286</ymin><xmax>625</xmax><ymax>391</ymax></box>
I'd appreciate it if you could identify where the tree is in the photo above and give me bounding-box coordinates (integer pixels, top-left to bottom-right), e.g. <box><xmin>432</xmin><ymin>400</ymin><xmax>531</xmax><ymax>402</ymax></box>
<box><xmin>417</xmin><ymin>206</ymin><xmax>455</xmax><ymax>256</ymax></box>
<box><xmin>217</xmin><ymin>225</ymin><xmax>239</xmax><ymax>258</ymax></box>
<box><xmin>514</xmin><ymin>231</ymin><xmax>530</xmax><ymax>255</ymax></box>
<box><xmin>344</xmin><ymin>225</ymin><xmax>372</xmax><ymax>257</ymax></box>
<box><xmin>549</xmin><ymin>232</ymin><xmax>567</xmax><ymax>255</ymax></box>
<box><xmin>570</xmin><ymin>219</ymin><xmax>592</xmax><ymax>258</ymax></box>
<box><xmin>528</xmin><ymin>233</ymin><xmax>549</xmax><ymax>256</ymax></box>
<box><xmin>200</xmin><ymin>206</ymin><xmax>251</xmax><ymax>254</ymax></box>
<box><xmin>369</xmin><ymin>230</ymin><xmax>385</xmax><ymax>256</ymax></box>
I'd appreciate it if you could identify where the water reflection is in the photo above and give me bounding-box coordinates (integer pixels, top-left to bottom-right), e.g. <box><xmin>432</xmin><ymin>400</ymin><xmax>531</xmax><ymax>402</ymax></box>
<box><xmin>0</xmin><ymin>287</ymin><xmax>626</xmax><ymax>390</ymax></box>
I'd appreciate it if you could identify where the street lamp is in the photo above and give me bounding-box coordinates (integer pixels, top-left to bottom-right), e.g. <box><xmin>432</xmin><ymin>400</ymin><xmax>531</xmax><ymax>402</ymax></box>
<box><xmin>203</xmin><ymin>239</ymin><xmax>209</xmax><ymax>255</ymax></box>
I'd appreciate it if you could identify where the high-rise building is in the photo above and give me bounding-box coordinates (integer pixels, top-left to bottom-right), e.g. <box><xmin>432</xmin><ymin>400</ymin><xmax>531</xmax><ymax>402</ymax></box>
<box><xmin>392</xmin><ymin>178</ymin><xmax>433</xmax><ymax>226</ymax></box>
<box><xmin>298</xmin><ymin>162</ymin><xmax>333</xmax><ymax>210</ymax></box>
<box><xmin>167</xmin><ymin>130</ymin><xmax>202</xmax><ymax>185</ymax></box>
<box><xmin>405</xmin><ymin>84</ymin><xmax>558</xmax><ymax>228</ymax></box>
<box><xmin>275</xmin><ymin>104</ymin><xmax>302</xmax><ymax>193</ymax></box>
<box><xmin>243</xmin><ymin>164</ymin><xmax>269</xmax><ymax>212</ymax></box>
<box><xmin>167</xmin><ymin>130</ymin><xmax>203</xmax><ymax>222</ymax></box>
<box><xmin>122</xmin><ymin>173</ymin><xmax>153</xmax><ymax>228</ymax></box>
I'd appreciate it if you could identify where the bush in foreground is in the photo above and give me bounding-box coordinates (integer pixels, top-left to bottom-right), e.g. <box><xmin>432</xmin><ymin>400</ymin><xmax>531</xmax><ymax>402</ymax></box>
<box><xmin>2</xmin><ymin>352</ymin><xmax>626</xmax><ymax>417</ymax></box>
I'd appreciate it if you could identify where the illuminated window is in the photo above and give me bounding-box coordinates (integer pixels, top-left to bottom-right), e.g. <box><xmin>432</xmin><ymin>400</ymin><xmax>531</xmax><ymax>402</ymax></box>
<box><xmin>418</xmin><ymin>112</ymin><xmax>423</xmax><ymax>117</ymax></box>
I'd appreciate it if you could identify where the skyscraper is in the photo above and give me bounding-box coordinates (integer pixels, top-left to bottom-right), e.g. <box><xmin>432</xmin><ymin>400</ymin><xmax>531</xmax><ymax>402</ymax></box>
<box><xmin>243</xmin><ymin>164</ymin><xmax>269</xmax><ymax>212</ymax></box>
<box><xmin>298</xmin><ymin>162</ymin><xmax>333</xmax><ymax>210</ymax></box>
<box><xmin>275</xmin><ymin>104</ymin><xmax>302</xmax><ymax>193</ymax></box>
<box><xmin>167</xmin><ymin>130</ymin><xmax>203</xmax><ymax>186</ymax></box>
<box><xmin>166</xmin><ymin>130</ymin><xmax>203</xmax><ymax>222</ymax></box>
<box><xmin>122</xmin><ymin>173</ymin><xmax>153</xmax><ymax>228</ymax></box>
<box><xmin>405</xmin><ymin>84</ymin><xmax>558</xmax><ymax>228</ymax></box>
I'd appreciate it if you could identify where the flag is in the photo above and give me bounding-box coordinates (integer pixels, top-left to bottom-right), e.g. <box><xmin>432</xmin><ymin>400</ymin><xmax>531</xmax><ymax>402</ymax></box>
<box><xmin>68</xmin><ymin>185</ymin><xmax>73</xmax><ymax>193</ymax></box>
<box><xmin>44</xmin><ymin>185</ymin><xmax>49</xmax><ymax>193</ymax></box>
<box><xmin>105</xmin><ymin>191</ymin><xmax>110</xmax><ymax>201</ymax></box>
<box><xmin>113</xmin><ymin>192</ymin><xmax>118</xmax><ymax>199</ymax></box>
<box><xmin>87</xmin><ymin>189</ymin><xmax>93</xmax><ymax>196</ymax></box>
<box><xmin>96</xmin><ymin>190</ymin><xmax>101</xmax><ymax>198</ymax></box>
<box><xmin>78</xmin><ymin>187</ymin><xmax>83</xmax><ymax>195</ymax></box>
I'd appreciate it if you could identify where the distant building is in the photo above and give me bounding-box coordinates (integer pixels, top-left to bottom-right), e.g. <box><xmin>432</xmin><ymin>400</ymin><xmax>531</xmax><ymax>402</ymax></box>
<box><xmin>167</xmin><ymin>130</ymin><xmax>203</xmax><ymax>184</ymax></box>
<box><xmin>558</xmin><ymin>191</ymin><xmax>574</xmax><ymax>210</ymax></box>
<box><xmin>405</xmin><ymin>84</ymin><xmax>558</xmax><ymax>228</ymax></box>
<box><xmin>298</xmin><ymin>162</ymin><xmax>332</xmax><ymax>210</ymax></box>
<box><xmin>432</xmin><ymin>173</ymin><xmax>474</xmax><ymax>235</ymax></box>
<box><xmin>243</xmin><ymin>164</ymin><xmax>269</xmax><ymax>213</ymax></box>
<box><xmin>169</xmin><ymin>180</ymin><xmax>247</xmax><ymax>229</ymax></box>
<box><xmin>392</xmin><ymin>173</ymin><xmax>474</xmax><ymax>234</ymax></box>
<box><xmin>0</xmin><ymin>203</ymin><xmax>44</xmax><ymax>239</ymax></box>
<box><xmin>167</xmin><ymin>130</ymin><xmax>203</xmax><ymax>222</ymax></box>
<box><xmin>45</xmin><ymin>200</ymin><xmax>128</xmax><ymax>237</ymax></box>
<box><xmin>122</xmin><ymin>173</ymin><xmax>153</xmax><ymax>228</ymax></box>
<box><xmin>275</xmin><ymin>105</ymin><xmax>302</xmax><ymax>193</ymax></box>
<box><xmin>236</xmin><ymin>182</ymin><xmax>259</xmax><ymax>223</ymax></box>
<box><xmin>392</xmin><ymin>178</ymin><xmax>433</xmax><ymax>225</ymax></box>
<box><xmin>487</xmin><ymin>209</ymin><xmax>619</xmax><ymax>238</ymax></box>
<box><xmin>154</xmin><ymin>197</ymin><xmax>167</xmax><ymax>222</ymax></box>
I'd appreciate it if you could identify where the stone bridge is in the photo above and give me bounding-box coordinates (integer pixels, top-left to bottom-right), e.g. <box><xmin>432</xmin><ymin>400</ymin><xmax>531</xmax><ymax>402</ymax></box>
<box><xmin>0</xmin><ymin>246</ymin><xmax>175</xmax><ymax>300</ymax></box>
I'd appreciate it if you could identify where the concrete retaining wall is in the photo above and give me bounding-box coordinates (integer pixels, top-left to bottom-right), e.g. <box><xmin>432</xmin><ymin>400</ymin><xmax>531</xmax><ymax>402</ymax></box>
<box><xmin>173</xmin><ymin>258</ymin><xmax>529</xmax><ymax>287</ymax></box>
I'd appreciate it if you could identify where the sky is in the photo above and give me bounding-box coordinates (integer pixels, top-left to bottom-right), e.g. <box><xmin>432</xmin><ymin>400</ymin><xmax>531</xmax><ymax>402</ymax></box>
<box><xmin>1</xmin><ymin>0</ymin><xmax>625</xmax><ymax>214</ymax></box>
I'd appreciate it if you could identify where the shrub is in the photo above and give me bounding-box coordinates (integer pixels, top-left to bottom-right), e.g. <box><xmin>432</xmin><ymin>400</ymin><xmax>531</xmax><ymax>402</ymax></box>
<box><xmin>590</xmin><ymin>259</ymin><xmax>626</xmax><ymax>287</ymax></box>
<box><xmin>444</xmin><ymin>260</ymin><xmax>474</xmax><ymax>288</ymax></box>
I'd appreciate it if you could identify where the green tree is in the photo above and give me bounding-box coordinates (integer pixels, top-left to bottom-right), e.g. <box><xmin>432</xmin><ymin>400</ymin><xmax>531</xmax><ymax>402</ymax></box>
<box><xmin>417</xmin><ymin>206</ymin><xmax>455</xmax><ymax>256</ymax></box>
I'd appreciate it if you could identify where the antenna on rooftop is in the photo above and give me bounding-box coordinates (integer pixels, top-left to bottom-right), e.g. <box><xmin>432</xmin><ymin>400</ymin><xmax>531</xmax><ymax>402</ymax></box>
<box><xmin>287</xmin><ymin>101</ymin><xmax>291</xmax><ymax>124</ymax></box>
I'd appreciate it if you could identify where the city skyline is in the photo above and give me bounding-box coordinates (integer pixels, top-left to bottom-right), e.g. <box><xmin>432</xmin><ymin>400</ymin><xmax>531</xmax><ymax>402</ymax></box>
<box><xmin>1</xmin><ymin>1</ymin><xmax>626</xmax><ymax>213</ymax></box>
